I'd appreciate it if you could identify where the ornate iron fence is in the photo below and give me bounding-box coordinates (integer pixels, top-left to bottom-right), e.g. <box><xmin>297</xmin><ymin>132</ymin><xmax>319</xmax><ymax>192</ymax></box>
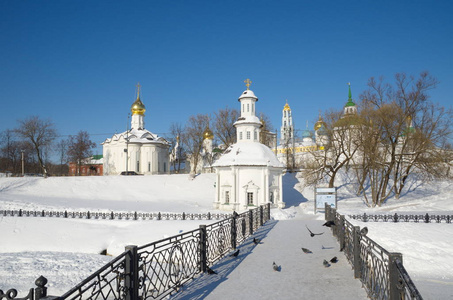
<box><xmin>0</xmin><ymin>209</ymin><xmax>229</xmax><ymax>221</ymax></box>
<box><xmin>349</xmin><ymin>213</ymin><xmax>452</xmax><ymax>223</ymax></box>
<box><xmin>325</xmin><ymin>204</ymin><xmax>423</xmax><ymax>300</ymax></box>
<box><xmin>2</xmin><ymin>204</ymin><xmax>271</xmax><ymax>300</ymax></box>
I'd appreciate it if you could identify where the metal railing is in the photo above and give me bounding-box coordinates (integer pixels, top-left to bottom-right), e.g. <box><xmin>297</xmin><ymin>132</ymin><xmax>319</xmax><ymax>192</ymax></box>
<box><xmin>349</xmin><ymin>213</ymin><xmax>452</xmax><ymax>223</ymax></box>
<box><xmin>326</xmin><ymin>204</ymin><xmax>423</xmax><ymax>300</ymax></box>
<box><xmin>2</xmin><ymin>204</ymin><xmax>271</xmax><ymax>300</ymax></box>
<box><xmin>0</xmin><ymin>209</ymin><xmax>229</xmax><ymax>221</ymax></box>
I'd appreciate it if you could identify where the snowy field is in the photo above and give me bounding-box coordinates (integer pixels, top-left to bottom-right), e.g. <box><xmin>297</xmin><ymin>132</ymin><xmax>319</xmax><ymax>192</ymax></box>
<box><xmin>0</xmin><ymin>173</ymin><xmax>452</xmax><ymax>299</ymax></box>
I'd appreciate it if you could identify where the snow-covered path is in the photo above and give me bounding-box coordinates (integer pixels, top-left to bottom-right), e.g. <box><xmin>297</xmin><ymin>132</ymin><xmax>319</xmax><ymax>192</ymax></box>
<box><xmin>172</xmin><ymin>219</ymin><xmax>368</xmax><ymax>300</ymax></box>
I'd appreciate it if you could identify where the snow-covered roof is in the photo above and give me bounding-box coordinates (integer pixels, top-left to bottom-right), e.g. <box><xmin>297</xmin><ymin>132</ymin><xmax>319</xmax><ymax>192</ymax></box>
<box><xmin>102</xmin><ymin>128</ymin><xmax>169</xmax><ymax>145</ymax></box>
<box><xmin>213</xmin><ymin>142</ymin><xmax>284</xmax><ymax>168</ymax></box>
<box><xmin>234</xmin><ymin>115</ymin><xmax>262</xmax><ymax>126</ymax></box>
<box><xmin>238</xmin><ymin>89</ymin><xmax>258</xmax><ymax>101</ymax></box>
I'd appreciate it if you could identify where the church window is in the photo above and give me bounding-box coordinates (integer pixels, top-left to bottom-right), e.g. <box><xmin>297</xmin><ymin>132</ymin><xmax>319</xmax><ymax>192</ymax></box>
<box><xmin>252</xmin><ymin>103</ymin><xmax>254</xmax><ymax>112</ymax></box>
<box><xmin>239</xmin><ymin>132</ymin><xmax>243</xmax><ymax>140</ymax></box>
<box><xmin>136</xmin><ymin>161</ymin><xmax>140</xmax><ymax>172</ymax></box>
<box><xmin>254</xmin><ymin>130</ymin><xmax>257</xmax><ymax>140</ymax></box>
<box><xmin>284</xmin><ymin>121</ymin><xmax>287</xmax><ymax>127</ymax></box>
<box><xmin>148</xmin><ymin>162</ymin><xmax>151</xmax><ymax>172</ymax></box>
<box><xmin>242</xmin><ymin>104</ymin><xmax>245</xmax><ymax>112</ymax></box>
<box><xmin>270</xmin><ymin>192</ymin><xmax>274</xmax><ymax>204</ymax></box>
<box><xmin>225</xmin><ymin>191</ymin><xmax>230</xmax><ymax>204</ymax></box>
<box><xmin>247</xmin><ymin>131</ymin><xmax>251</xmax><ymax>139</ymax></box>
<box><xmin>247</xmin><ymin>192</ymin><xmax>254</xmax><ymax>205</ymax></box>
<box><xmin>247</xmin><ymin>103</ymin><xmax>250</xmax><ymax>112</ymax></box>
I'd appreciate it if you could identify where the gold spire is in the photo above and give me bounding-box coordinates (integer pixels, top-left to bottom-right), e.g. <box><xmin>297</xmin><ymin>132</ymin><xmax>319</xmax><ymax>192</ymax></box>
<box><xmin>203</xmin><ymin>126</ymin><xmax>214</xmax><ymax>140</ymax></box>
<box><xmin>244</xmin><ymin>78</ymin><xmax>252</xmax><ymax>90</ymax></box>
<box><xmin>283</xmin><ymin>100</ymin><xmax>291</xmax><ymax>111</ymax></box>
<box><xmin>131</xmin><ymin>82</ymin><xmax>146</xmax><ymax>115</ymax></box>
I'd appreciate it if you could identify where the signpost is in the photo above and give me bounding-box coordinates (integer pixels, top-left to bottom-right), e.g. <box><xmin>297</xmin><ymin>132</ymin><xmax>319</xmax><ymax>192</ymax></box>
<box><xmin>314</xmin><ymin>187</ymin><xmax>337</xmax><ymax>213</ymax></box>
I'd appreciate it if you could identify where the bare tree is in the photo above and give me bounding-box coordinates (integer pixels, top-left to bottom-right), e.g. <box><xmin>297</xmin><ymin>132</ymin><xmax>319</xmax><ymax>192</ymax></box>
<box><xmin>55</xmin><ymin>139</ymin><xmax>69</xmax><ymax>175</ymax></box>
<box><xmin>357</xmin><ymin>72</ymin><xmax>452</xmax><ymax>206</ymax></box>
<box><xmin>14</xmin><ymin>116</ymin><xmax>57</xmax><ymax>177</ymax></box>
<box><xmin>213</xmin><ymin>106</ymin><xmax>239</xmax><ymax>148</ymax></box>
<box><xmin>67</xmin><ymin>131</ymin><xmax>96</xmax><ymax>176</ymax></box>
<box><xmin>259</xmin><ymin>112</ymin><xmax>276</xmax><ymax>148</ymax></box>
<box><xmin>167</xmin><ymin>122</ymin><xmax>186</xmax><ymax>173</ymax></box>
<box><xmin>183</xmin><ymin>114</ymin><xmax>210</xmax><ymax>174</ymax></box>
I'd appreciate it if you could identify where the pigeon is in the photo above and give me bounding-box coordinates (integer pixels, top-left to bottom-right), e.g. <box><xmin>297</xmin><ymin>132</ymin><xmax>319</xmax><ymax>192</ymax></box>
<box><xmin>360</xmin><ymin>227</ymin><xmax>368</xmax><ymax>236</ymax></box>
<box><xmin>253</xmin><ymin>238</ymin><xmax>261</xmax><ymax>245</ymax></box>
<box><xmin>230</xmin><ymin>249</ymin><xmax>240</xmax><ymax>257</ymax></box>
<box><xmin>323</xmin><ymin>259</ymin><xmax>331</xmax><ymax>268</ymax></box>
<box><xmin>207</xmin><ymin>266</ymin><xmax>217</xmax><ymax>274</ymax></box>
<box><xmin>301</xmin><ymin>247</ymin><xmax>312</xmax><ymax>254</ymax></box>
<box><xmin>272</xmin><ymin>262</ymin><xmax>279</xmax><ymax>271</ymax></box>
<box><xmin>306</xmin><ymin>225</ymin><xmax>324</xmax><ymax>237</ymax></box>
<box><xmin>330</xmin><ymin>256</ymin><xmax>338</xmax><ymax>263</ymax></box>
<box><xmin>323</xmin><ymin>220</ymin><xmax>336</xmax><ymax>227</ymax></box>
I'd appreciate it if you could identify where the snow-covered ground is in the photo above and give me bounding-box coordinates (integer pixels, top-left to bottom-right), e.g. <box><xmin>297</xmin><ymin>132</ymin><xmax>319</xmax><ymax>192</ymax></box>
<box><xmin>0</xmin><ymin>173</ymin><xmax>452</xmax><ymax>299</ymax></box>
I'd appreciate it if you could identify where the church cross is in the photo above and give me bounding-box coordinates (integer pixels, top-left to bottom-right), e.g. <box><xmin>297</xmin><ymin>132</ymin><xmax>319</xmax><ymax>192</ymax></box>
<box><xmin>244</xmin><ymin>78</ymin><xmax>252</xmax><ymax>90</ymax></box>
<box><xmin>136</xmin><ymin>82</ymin><xmax>141</xmax><ymax>99</ymax></box>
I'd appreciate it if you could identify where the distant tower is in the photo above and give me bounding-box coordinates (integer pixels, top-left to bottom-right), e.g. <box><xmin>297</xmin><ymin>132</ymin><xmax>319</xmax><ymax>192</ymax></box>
<box><xmin>130</xmin><ymin>82</ymin><xmax>146</xmax><ymax>130</ymax></box>
<box><xmin>280</xmin><ymin>100</ymin><xmax>294</xmax><ymax>145</ymax></box>
<box><xmin>203</xmin><ymin>125</ymin><xmax>214</xmax><ymax>154</ymax></box>
<box><xmin>314</xmin><ymin>114</ymin><xmax>329</xmax><ymax>147</ymax></box>
<box><xmin>343</xmin><ymin>83</ymin><xmax>357</xmax><ymax>117</ymax></box>
<box><xmin>302</xmin><ymin>120</ymin><xmax>313</xmax><ymax>143</ymax></box>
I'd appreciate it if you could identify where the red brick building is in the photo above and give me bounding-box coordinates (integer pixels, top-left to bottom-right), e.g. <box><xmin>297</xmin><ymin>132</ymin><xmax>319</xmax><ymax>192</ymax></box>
<box><xmin>69</xmin><ymin>155</ymin><xmax>103</xmax><ymax>176</ymax></box>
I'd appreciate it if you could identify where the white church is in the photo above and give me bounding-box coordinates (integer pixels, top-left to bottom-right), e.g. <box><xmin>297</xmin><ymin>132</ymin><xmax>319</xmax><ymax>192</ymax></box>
<box><xmin>102</xmin><ymin>83</ymin><xmax>170</xmax><ymax>175</ymax></box>
<box><xmin>213</xmin><ymin>80</ymin><xmax>286</xmax><ymax>211</ymax></box>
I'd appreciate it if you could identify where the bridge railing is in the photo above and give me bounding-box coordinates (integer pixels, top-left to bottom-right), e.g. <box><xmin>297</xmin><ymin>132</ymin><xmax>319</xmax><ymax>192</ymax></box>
<box><xmin>326</xmin><ymin>204</ymin><xmax>423</xmax><ymax>300</ymax></box>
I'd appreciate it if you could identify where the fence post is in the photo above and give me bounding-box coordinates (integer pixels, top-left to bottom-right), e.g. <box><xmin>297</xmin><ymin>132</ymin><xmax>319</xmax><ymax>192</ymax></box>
<box><xmin>389</xmin><ymin>252</ymin><xmax>403</xmax><ymax>300</ymax></box>
<box><xmin>231</xmin><ymin>215</ymin><xmax>237</xmax><ymax>250</ymax></box>
<box><xmin>199</xmin><ymin>225</ymin><xmax>207</xmax><ymax>273</ymax></box>
<box><xmin>353</xmin><ymin>226</ymin><xmax>361</xmax><ymax>279</ymax></box>
<box><xmin>339</xmin><ymin>215</ymin><xmax>345</xmax><ymax>252</ymax></box>
<box><xmin>266</xmin><ymin>203</ymin><xmax>271</xmax><ymax>222</ymax></box>
<box><xmin>34</xmin><ymin>275</ymin><xmax>48</xmax><ymax>300</ymax></box>
<box><xmin>249</xmin><ymin>210</ymin><xmax>253</xmax><ymax>234</ymax></box>
<box><xmin>124</xmin><ymin>245</ymin><xmax>139</xmax><ymax>300</ymax></box>
<box><xmin>259</xmin><ymin>206</ymin><xmax>263</xmax><ymax>226</ymax></box>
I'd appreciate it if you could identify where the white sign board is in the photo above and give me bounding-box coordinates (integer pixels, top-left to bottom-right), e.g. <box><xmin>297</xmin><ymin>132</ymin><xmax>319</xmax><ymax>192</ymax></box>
<box><xmin>314</xmin><ymin>187</ymin><xmax>337</xmax><ymax>213</ymax></box>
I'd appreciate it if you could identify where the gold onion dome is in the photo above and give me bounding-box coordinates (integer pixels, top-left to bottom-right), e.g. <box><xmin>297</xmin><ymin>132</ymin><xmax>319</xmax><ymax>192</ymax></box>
<box><xmin>314</xmin><ymin>115</ymin><xmax>326</xmax><ymax>131</ymax></box>
<box><xmin>131</xmin><ymin>97</ymin><xmax>146</xmax><ymax>115</ymax></box>
<box><xmin>203</xmin><ymin>127</ymin><xmax>214</xmax><ymax>140</ymax></box>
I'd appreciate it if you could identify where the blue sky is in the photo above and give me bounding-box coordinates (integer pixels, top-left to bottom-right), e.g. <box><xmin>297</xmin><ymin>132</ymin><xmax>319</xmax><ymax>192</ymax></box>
<box><xmin>1</xmin><ymin>0</ymin><xmax>452</xmax><ymax>157</ymax></box>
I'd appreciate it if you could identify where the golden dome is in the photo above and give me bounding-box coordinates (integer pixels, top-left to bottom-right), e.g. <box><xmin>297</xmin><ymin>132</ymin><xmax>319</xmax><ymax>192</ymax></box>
<box><xmin>283</xmin><ymin>102</ymin><xmax>291</xmax><ymax>111</ymax></box>
<box><xmin>131</xmin><ymin>97</ymin><xmax>146</xmax><ymax>115</ymax></box>
<box><xmin>314</xmin><ymin>115</ymin><xmax>326</xmax><ymax>131</ymax></box>
<box><xmin>203</xmin><ymin>127</ymin><xmax>214</xmax><ymax>140</ymax></box>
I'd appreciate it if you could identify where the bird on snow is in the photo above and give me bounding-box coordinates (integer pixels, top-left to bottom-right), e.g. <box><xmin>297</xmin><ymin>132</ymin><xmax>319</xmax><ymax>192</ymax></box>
<box><xmin>253</xmin><ymin>238</ymin><xmax>261</xmax><ymax>245</ymax></box>
<box><xmin>272</xmin><ymin>262</ymin><xmax>279</xmax><ymax>271</ymax></box>
<box><xmin>323</xmin><ymin>220</ymin><xmax>336</xmax><ymax>227</ymax></box>
<box><xmin>230</xmin><ymin>249</ymin><xmax>240</xmax><ymax>257</ymax></box>
<box><xmin>301</xmin><ymin>247</ymin><xmax>312</xmax><ymax>254</ymax></box>
<box><xmin>323</xmin><ymin>259</ymin><xmax>331</xmax><ymax>268</ymax></box>
<box><xmin>330</xmin><ymin>256</ymin><xmax>338</xmax><ymax>263</ymax></box>
<box><xmin>306</xmin><ymin>225</ymin><xmax>324</xmax><ymax>237</ymax></box>
<box><xmin>360</xmin><ymin>227</ymin><xmax>368</xmax><ymax>236</ymax></box>
<box><xmin>207</xmin><ymin>266</ymin><xmax>217</xmax><ymax>274</ymax></box>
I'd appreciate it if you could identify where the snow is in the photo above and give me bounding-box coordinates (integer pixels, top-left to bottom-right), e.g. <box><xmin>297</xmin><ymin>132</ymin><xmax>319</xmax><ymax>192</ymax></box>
<box><xmin>212</xmin><ymin>143</ymin><xmax>284</xmax><ymax>167</ymax></box>
<box><xmin>1</xmin><ymin>173</ymin><xmax>452</xmax><ymax>299</ymax></box>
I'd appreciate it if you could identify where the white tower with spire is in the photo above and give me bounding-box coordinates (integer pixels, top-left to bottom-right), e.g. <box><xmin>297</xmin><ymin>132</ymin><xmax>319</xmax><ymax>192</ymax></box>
<box><xmin>280</xmin><ymin>101</ymin><xmax>294</xmax><ymax>145</ymax></box>
<box><xmin>213</xmin><ymin>79</ymin><xmax>285</xmax><ymax>211</ymax></box>
<box><xmin>131</xmin><ymin>82</ymin><xmax>146</xmax><ymax>130</ymax></box>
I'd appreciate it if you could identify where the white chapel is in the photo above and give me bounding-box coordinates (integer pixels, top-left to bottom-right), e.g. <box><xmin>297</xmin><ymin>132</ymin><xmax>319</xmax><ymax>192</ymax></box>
<box><xmin>213</xmin><ymin>80</ymin><xmax>286</xmax><ymax>211</ymax></box>
<box><xmin>102</xmin><ymin>83</ymin><xmax>170</xmax><ymax>175</ymax></box>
